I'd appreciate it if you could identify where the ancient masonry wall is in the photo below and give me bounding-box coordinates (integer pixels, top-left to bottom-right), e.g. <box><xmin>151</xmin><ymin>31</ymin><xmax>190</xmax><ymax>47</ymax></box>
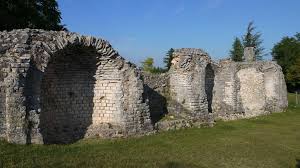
<box><xmin>142</xmin><ymin>73</ymin><xmax>169</xmax><ymax>124</ymax></box>
<box><xmin>169</xmin><ymin>48</ymin><xmax>211</xmax><ymax>120</ymax></box>
<box><xmin>142</xmin><ymin>49</ymin><xmax>214</xmax><ymax>126</ymax></box>
<box><xmin>0</xmin><ymin>29</ymin><xmax>152</xmax><ymax>144</ymax></box>
<box><xmin>0</xmin><ymin>63</ymin><xmax>7</xmax><ymax>138</ymax></box>
<box><xmin>0</xmin><ymin>29</ymin><xmax>289</xmax><ymax>144</ymax></box>
<box><xmin>212</xmin><ymin>62</ymin><xmax>239</xmax><ymax>117</ymax></box>
<box><xmin>143</xmin><ymin>48</ymin><xmax>288</xmax><ymax>123</ymax></box>
<box><xmin>212</xmin><ymin>61</ymin><xmax>288</xmax><ymax>120</ymax></box>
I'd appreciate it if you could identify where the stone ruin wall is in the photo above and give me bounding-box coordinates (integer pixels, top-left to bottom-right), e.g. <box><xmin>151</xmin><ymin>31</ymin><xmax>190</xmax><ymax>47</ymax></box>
<box><xmin>168</xmin><ymin>49</ymin><xmax>216</xmax><ymax>124</ymax></box>
<box><xmin>0</xmin><ymin>29</ymin><xmax>288</xmax><ymax>144</ymax></box>
<box><xmin>142</xmin><ymin>49</ymin><xmax>216</xmax><ymax>129</ymax></box>
<box><xmin>142</xmin><ymin>73</ymin><xmax>169</xmax><ymax>124</ymax></box>
<box><xmin>143</xmin><ymin>48</ymin><xmax>288</xmax><ymax>123</ymax></box>
<box><xmin>213</xmin><ymin>61</ymin><xmax>288</xmax><ymax>120</ymax></box>
<box><xmin>0</xmin><ymin>29</ymin><xmax>152</xmax><ymax>144</ymax></box>
<box><xmin>0</xmin><ymin>63</ymin><xmax>6</xmax><ymax>139</ymax></box>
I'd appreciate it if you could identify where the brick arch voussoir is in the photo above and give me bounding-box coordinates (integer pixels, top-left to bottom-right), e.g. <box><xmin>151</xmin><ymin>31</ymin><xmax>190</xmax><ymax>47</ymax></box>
<box><xmin>36</xmin><ymin>33</ymin><xmax>122</xmax><ymax>72</ymax></box>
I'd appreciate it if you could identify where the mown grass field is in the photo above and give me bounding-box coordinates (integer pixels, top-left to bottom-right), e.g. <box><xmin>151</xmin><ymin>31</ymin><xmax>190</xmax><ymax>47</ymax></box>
<box><xmin>0</xmin><ymin>94</ymin><xmax>300</xmax><ymax>168</ymax></box>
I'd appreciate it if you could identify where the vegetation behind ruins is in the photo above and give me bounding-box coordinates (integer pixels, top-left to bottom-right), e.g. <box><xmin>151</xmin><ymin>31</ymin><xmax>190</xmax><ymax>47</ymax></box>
<box><xmin>0</xmin><ymin>94</ymin><xmax>299</xmax><ymax>168</ymax></box>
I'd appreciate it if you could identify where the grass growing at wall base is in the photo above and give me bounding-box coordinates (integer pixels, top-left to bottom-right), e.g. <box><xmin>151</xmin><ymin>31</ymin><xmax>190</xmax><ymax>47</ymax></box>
<box><xmin>0</xmin><ymin>94</ymin><xmax>300</xmax><ymax>168</ymax></box>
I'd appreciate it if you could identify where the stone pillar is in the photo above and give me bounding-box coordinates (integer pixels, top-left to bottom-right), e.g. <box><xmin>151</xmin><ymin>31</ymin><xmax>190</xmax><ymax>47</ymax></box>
<box><xmin>244</xmin><ymin>47</ymin><xmax>255</xmax><ymax>62</ymax></box>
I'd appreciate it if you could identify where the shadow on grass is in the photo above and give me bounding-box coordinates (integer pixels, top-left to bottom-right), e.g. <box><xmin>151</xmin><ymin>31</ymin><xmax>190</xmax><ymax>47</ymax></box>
<box><xmin>296</xmin><ymin>159</ymin><xmax>300</xmax><ymax>168</ymax></box>
<box><xmin>162</xmin><ymin>161</ymin><xmax>200</xmax><ymax>168</ymax></box>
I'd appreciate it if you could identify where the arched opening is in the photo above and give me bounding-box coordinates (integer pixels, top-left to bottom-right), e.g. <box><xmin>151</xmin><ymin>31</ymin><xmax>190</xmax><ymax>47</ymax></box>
<box><xmin>205</xmin><ymin>64</ymin><xmax>215</xmax><ymax>113</ymax></box>
<box><xmin>40</xmin><ymin>45</ymin><xmax>98</xmax><ymax>144</ymax></box>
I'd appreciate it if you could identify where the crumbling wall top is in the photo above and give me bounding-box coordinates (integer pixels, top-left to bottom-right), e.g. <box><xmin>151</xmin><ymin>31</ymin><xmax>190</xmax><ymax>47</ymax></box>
<box><xmin>0</xmin><ymin>29</ymin><xmax>132</xmax><ymax>72</ymax></box>
<box><xmin>171</xmin><ymin>48</ymin><xmax>214</xmax><ymax>72</ymax></box>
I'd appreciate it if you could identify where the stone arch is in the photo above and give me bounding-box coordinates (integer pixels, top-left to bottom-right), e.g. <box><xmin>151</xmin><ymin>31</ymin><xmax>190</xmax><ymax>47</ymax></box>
<box><xmin>24</xmin><ymin>33</ymin><xmax>126</xmax><ymax>144</ymax></box>
<box><xmin>1</xmin><ymin>30</ymin><xmax>152</xmax><ymax>144</ymax></box>
<box><xmin>39</xmin><ymin>45</ymin><xmax>99</xmax><ymax>144</ymax></box>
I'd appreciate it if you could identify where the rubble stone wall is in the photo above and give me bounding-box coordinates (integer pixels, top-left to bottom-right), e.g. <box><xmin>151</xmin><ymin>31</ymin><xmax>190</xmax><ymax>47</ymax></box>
<box><xmin>212</xmin><ymin>61</ymin><xmax>288</xmax><ymax>120</ymax></box>
<box><xmin>0</xmin><ymin>73</ymin><xmax>6</xmax><ymax>138</ymax></box>
<box><xmin>142</xmin><ymin>49</ymin><xmax>215</xmax><ymax>128</ymax></box>
<box><xmin>0</xmin><ymin>29</ymin><xmax>288</xmax><ymax>144</ymax></box>
<box><xmin>0</xmin><ymin>29</ymin><xmax>152</xmax><ymax>144</ymax></box>
<box><xmin>169</xmin><ymin>48</ymin><xmax>211</xmax><ymax>120</ymax></box>
<box><xmin>142</xmin><ymin>73</ymin><xmax>169</xmax><ymax>124</ymax></box>
<box><xmin>143</xmin><ymin>49</ymin><xmax>288</xmax><ymax>123</ymax></box>
<box><xmin>212</xmin><ymin>62</ymin><xmax>240</xmax><ymax>118</ymax></box>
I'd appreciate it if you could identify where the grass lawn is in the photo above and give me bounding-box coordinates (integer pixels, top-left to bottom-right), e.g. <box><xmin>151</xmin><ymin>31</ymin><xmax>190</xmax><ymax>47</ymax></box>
<box><xmin>0</xmin><ymin>94</ymin><xmax>300</xmax><ymax>168</ymax></box>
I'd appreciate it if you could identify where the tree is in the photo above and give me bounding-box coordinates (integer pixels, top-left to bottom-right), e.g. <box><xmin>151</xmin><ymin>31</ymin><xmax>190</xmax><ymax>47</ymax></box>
<box><xmin>36</xmin><ymin>0</ymin><xmax>65</xmax><ymax>30</ymax></box>
<box><xmin>272</xmin><ymin>33</ymin><xmax>300</xmax><ymax>91</ymax></box>
<box><xmin>141</xmin><ymin>57</ymin><xmax>165</xmax><ymax>74</ymax></box>
<box><xmin>242</xmin><ymin>21</ymin><xmax>265</xmax><ymax>60</ymax></box>
<box><xmin>141</xmin><ymin>57</ymin><xmax>154</xmax><ymax>72</ymax></box>
<box><xmin>163</xmin><ymin>48</ymin><xmax>174</xmax><ymax>70</ymax></box>
<box><xmin>286</xmin><ymin>58</ymin><xmax>300</xmax><ymax>88</ymax></box>
<box><xmin>229</xmin><ymin>37</ymin><xmax>244</xmax><ymax>61</ymax></box>
<box><xmin>151</xmin><ymin>67</ymin><xmax>165</xmax><ymax>74</ymax></box>
<box><xmin>0</xmin><ymin>0</ymin><xmax>64</xmax><ymax>31</ymax></box>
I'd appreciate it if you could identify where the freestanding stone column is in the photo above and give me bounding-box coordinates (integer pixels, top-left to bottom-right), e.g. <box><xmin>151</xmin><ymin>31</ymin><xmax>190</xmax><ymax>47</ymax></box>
<box><xmin>244</xmin><ymin>47</ymin><xmax>255</xmax><ymax>62</ymax></box>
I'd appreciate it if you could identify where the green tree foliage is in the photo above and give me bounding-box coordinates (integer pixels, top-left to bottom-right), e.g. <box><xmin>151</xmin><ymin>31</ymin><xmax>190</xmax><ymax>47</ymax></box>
<box><xmin>0</xmin><ymin>0</ymin><xmax>65</xmax><ymax>31</ymax></box>
<box><xmin>272</xmin><ymin>33</ymin><xmax>300</xmax><ymax>90</ymax></box>
<box><xmin>141</xmin><ymin>57</ymin><xmax>154</xmax><ymax>72</ymax></box>
<box><xmin>163</xmin><ymin>48</ymin><xmax>174</xmax><ymax>70</ymax></box>
<box><xmin>229</xmin><ymin>37</ymin><xmax>244</xmax><ymax>62</ymax></box>
<box><xmin>150</xmin><ymin>67</ymin><xmax>165</xmax><ymax>74</ymax></box>
<box><xmin>141</xmin><ymin>57</ymin><xmax>165</xmax><ymax>74</ymax></box>
<box><xmin>242</xmin><ymin>21</ymin><xmax>265</xmax><ymax>60</ymax></box>
<box><xmin>286</xmin><ymin>58</ymin><xmax>300</xmax><ymax>88</ymax></box>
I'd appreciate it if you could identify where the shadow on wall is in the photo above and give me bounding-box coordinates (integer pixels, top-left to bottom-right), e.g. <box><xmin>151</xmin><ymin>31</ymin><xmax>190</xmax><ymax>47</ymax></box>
<box><xmin>25</xmin><ymin>45</ymin><xmax>100</xmax><ymax>144</ymax></box>
<box><xmin>0</xmin><ymin>66</ymin><xmax>6</xmax><ymax>138</ymax></box>
<box><xmin>205</xmin><ymin>64</ymin><xmax>215</xmax><ymax>113</ymax></box>
<box><xmin>144</xmin><ymin>85</ymin><xmax>168</xmax><ymax>124</ymax></box>
<box><xmin>24</xmin><ymin>62</ymin><xmax>43</xmax><ymax>144</ymax></box>
<box><xmin>40</xmin><ymin>45</ymin><xmax>98</xmax><ymax>144</ymax></box>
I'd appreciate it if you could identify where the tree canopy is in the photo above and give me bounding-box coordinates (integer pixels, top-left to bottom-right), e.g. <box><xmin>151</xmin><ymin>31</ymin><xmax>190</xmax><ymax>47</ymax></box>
<box><xmin>163</xmin><ymin>48</ymin><xmax>174</xmax><ymax>70</ymax></box>
<box><xmin>0</xmin><ymin>0</ymin><xmax>65</xmax><ymax>31</ymax></box>
<box><xmin>141</xmin><ymin>57</ymin><xmax>154</xmax><ymax>72</ymax></box>
<box><xmin>229</xmin><ymin>37</ymin><xmax>244</xmax><ymax>62</ymax></box>
<box><xmin>141</xmin><ymin>57</ymin><xmax>165</xmax><ymax>74</ymax></box>
<box><xmin>242</xmin><ymin>21</ymin><xmax>265</xmax><ymax>60</ymax></box>
<box><xmin>272</xmin><ymin>33</ymin><xmax>300</xmax><ymax>91</ymax></box>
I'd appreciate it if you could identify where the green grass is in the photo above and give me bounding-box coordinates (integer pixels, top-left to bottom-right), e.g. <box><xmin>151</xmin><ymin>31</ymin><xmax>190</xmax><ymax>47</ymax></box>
<box><xmin>1</xmin><ymin>94</ymin><xmax>300</xmax><ymax>168</ymax></box>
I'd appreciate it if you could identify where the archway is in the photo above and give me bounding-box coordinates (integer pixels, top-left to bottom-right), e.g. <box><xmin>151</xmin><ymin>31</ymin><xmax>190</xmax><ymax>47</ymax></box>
<box><xmin>0</xmin><ymin>30</ymin><xmax>152</xmax><ymax>144</ymax></box>
<box><xmin>40</xmin><ymin>45</ymin><xmax>98</xmax><ymax>143</ymax></box>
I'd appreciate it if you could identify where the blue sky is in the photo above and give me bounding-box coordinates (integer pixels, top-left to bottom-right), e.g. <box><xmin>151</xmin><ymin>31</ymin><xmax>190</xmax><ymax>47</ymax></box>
<box><xmin>58</xmin><ymin>0</ymin><xmax>300</xmax><ymax>67</ymax></box>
